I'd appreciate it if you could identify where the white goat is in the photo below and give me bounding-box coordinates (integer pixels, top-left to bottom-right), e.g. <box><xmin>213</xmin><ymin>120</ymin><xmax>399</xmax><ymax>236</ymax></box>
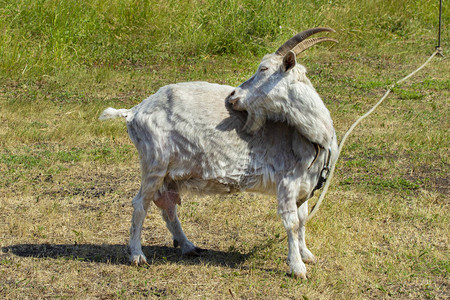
<box><xmin>100</xmin><ymin>28</ymin><xmax>338</xmax><ymax>279</ymax></box>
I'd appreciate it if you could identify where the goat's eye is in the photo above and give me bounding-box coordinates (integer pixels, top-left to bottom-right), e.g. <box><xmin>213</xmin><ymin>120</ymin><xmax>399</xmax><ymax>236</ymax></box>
<box><xmin>260</xmin><ymin>66</ymin><xmax>268</xmax><ymax>72</ymax></box>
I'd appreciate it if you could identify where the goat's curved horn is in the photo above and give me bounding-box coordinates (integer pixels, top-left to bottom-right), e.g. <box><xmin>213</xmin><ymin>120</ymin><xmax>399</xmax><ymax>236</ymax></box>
<box><xmin>291</xmin><ymin>37</ymin><xmax>338</xmax><ymax>55</ymax></box>
<box><xmin>275</xmin><ymin>27</ymin><xmax>335</xmax><ymax>56</ymax></box>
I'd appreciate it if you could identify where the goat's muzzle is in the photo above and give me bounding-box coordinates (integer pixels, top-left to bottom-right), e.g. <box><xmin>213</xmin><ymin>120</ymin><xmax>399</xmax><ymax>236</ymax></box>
<box><xmin>228</xmin><ymin>90</ymin><xmax>242</xmax><ymax>109</ymax></box>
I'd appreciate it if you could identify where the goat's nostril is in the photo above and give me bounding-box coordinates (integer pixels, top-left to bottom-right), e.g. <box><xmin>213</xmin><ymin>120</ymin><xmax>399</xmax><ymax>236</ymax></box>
<box><xmin>229</xmin><ymin>97</ymin><xmax>239</xmax><ymax>105</ymax></box>
<box><xmin>228</xmin><ymin>90</ymin><xmax>241</xmax><ymax>106</ymax></box>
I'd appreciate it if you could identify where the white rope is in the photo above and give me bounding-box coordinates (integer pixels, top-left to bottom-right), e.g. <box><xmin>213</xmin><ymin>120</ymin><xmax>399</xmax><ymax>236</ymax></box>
<box><xmin>307</xmin><ymin>50</ymin><xmax>440</xmax><ymax>222</ymax></box>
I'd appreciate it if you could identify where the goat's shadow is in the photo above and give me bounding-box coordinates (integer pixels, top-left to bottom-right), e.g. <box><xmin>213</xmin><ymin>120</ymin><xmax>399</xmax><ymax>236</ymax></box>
<box><xmin>2</xmin><ymin>243</ymin><xmax>255</xmax><ymax>269</ymax></box>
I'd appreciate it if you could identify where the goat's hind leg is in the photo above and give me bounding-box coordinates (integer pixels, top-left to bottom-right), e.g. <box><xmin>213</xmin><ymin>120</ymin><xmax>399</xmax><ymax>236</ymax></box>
<box><xmin>159</xmin><ymin>191</ymin><xmax>205</xmax><ymax>256</ymax></box>
<box><xmin>129</xmin><ymin>189</ymin><xmax>151</xmax><ymax>265</ymax></box>
<box><xmin>129</xmin><ymin>171</ymin><xmax>165</xmax><ymax>266</ymax></box>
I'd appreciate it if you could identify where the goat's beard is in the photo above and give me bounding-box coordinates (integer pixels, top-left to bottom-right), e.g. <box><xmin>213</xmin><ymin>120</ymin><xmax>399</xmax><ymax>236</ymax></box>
<box><xmin>243</xmin><ymin>107</ymin><xmax>266</xmax><ymax>134</ymax></box>
<box><xmin>243</xmin><ymin>109</ymin><xmax>291</xmax><ymax>135</ymax></box>
<box><xmin>242</xmin><ymin>97</ymin><xmax>289</xmax><ymax>135</ymax></box>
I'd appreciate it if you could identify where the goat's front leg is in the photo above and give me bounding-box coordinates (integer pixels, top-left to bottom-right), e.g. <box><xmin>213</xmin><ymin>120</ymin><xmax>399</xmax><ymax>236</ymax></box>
<box><xmin>278</xmin><ymin>180</ymin><xmax>307</xmax><ymax>279</ymax></box>
<box><xmin>297</xmin><ymin>200</ymin><xmax>316</xmax><ymax>264</ymax></box>
<box><xmin>280</xmin><ymin>210</ymin><xmax>307</xmax><ymax>279</ymax></box>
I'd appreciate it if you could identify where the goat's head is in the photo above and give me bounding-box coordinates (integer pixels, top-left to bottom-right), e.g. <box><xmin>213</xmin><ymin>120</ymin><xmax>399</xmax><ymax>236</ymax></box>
<box><xmin>228</xmin><ymin>27</ymin><xmax>337</xmax><ymax>135</ymax></box>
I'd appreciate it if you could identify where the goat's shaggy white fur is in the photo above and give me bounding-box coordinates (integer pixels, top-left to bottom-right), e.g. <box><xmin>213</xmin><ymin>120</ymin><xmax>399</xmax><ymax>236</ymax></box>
<box><xmin>230</xmin><ymin>53</ymin><xmax>334</xmax><ymax>149</ymax></box>
<box><xmin>100</xmin><ymin>51</ymin><xmax>337</xmax><ymax>278</ymax></box>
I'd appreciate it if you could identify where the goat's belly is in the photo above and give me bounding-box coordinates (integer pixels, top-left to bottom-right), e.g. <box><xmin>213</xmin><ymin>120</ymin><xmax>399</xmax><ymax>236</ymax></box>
<box><xmin>175</xmin><ymin>177</ymin><xmax>278</xmax><ymax>196</ymax></box>
<box><xmin>177</xmin><ymin>178</ymin><xmax>240</xmax><ymax>194</ymax></box>
<box><xmin>170</xmin><ymin>170</ymin><xmax>279</xmax><ymax>196</ymax></box>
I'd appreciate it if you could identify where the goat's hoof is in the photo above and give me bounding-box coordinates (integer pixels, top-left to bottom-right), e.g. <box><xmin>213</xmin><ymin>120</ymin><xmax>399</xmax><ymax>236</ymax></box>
<box><xmin>300</xmin><ymin>250</ymin><xmax>317</xmax><ymax>265</ymax></box>
<box><xmin>289</xmin><ymin>260</ymin><xmax>307</xmax><ymax>280</ymax></box>
<box><xmin>130</xmin><ymin>253</ymin><xmax>149</xmax><ymax>266</ymax></box>
<box><xmin>184</xmin><ymin>246</ymin><xmax>206</xmax><ymax>257</ymax></box>
<box><xmin>290</xmin><ymin>271</ymin><xmax>307</xmax><ymax>280</ymax></box>
<box><xmin>302</xmin><ymin>256</ymin><xmax>317</xmax><ymax>265</ymax></box>
<box><xmin>173</xmin><ymin>239</ymin><xmax>179</xmax><ymax>248</ymax></box>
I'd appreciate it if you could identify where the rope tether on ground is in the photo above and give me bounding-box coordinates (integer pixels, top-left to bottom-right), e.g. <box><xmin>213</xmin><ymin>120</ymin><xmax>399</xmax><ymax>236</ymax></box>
<box><xmin>307</xmin><ymin>49</ymin><xmax>442</xmax><ymax>222</ymax></box>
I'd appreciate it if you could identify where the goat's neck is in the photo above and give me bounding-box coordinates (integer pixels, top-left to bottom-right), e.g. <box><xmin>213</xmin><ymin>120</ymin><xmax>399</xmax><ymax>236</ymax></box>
<box><xmin>269</xmin><ymin>85</ymin><xmax>334</xmax><ymax>149</ymax></box>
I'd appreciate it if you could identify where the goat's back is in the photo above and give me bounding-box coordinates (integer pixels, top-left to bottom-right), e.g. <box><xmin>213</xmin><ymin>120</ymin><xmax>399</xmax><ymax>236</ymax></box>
<box><xmin>126</xmin><ymin>81</ymin><xmax>321</xmax><ymax>195</ymax></box>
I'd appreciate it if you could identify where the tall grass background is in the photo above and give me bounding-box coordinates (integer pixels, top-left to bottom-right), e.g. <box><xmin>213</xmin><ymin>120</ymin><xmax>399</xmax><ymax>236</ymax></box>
<box><xmin>0</xmin><ymin>0</ymin><xmax>443</xmax><ymax>82</ymax></box>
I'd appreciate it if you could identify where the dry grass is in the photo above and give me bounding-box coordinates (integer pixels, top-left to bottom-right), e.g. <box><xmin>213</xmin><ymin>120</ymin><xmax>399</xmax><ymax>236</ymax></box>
<box><xmin>1</xmin><ymin>56</ymin><xmax>448</xmax><ymax>298</ymax></box>
<box><xmin>1</xmin><ymin>162</ymin><xmax>447</xmax><ymax>298</ymax></box>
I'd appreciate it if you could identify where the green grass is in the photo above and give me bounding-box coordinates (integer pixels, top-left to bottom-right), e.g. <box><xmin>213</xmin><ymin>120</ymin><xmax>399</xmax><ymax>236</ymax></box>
<box><xmin>0</xmin><ymin>0</ymin><xmax>443</xmax><ymax>82</ymax></box>
<box><xmin>1</xmin><ymin>0</ymin><xmax>449</xmax><ymax>299</ymax></box>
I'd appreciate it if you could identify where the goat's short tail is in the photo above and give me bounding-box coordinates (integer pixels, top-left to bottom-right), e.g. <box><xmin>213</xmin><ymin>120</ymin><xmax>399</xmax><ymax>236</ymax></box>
<box><xmin>99</xmin><ymin>107</ymin><xmax>131</xmax><ymax>120</ymax></box>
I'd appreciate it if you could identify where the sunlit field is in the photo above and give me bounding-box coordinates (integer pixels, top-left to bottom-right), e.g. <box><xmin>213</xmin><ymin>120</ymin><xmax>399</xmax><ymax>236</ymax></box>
<box><xmin>1</xmin><ymin>0</ymin><xmax>448</xmax><ymax>298</ymax></box>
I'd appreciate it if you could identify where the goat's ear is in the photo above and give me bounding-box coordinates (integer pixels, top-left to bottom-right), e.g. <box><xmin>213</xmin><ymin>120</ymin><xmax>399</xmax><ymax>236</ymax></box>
<box><xmin>282</xmin><ymin>50</ymin><xmax>296</xmax><ymax>72</ymax></box>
